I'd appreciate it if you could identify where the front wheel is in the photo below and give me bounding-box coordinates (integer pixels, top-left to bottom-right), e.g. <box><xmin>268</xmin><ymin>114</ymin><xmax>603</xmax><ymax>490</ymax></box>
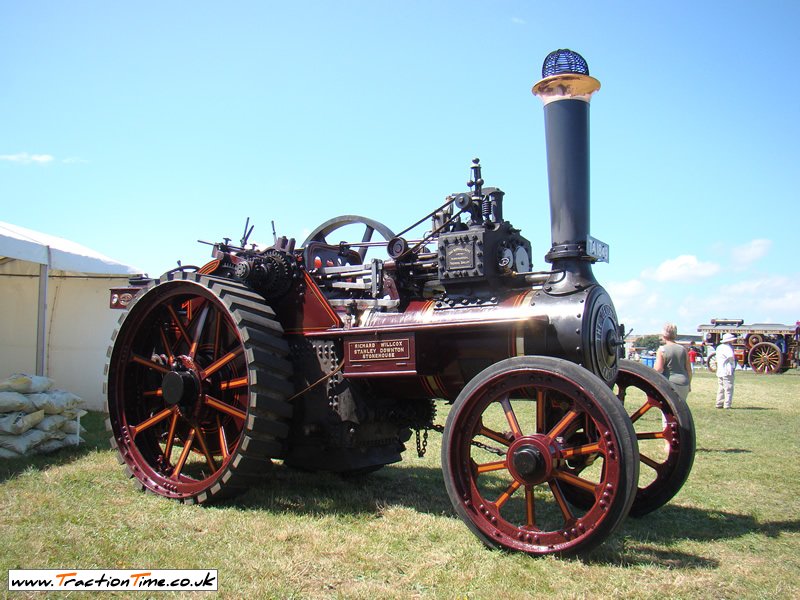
<box><xmin>441</xmin><ymin>356</ymin><xmax>639</xmax><ymax>556</ymax></box>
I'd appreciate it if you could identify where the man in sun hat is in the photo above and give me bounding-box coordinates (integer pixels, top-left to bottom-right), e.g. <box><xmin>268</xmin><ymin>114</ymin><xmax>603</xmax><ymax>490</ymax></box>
<box><xmin>715</xmin><ymin>332</ymin><xmax>738</xmax><ymax>409</ymax></box>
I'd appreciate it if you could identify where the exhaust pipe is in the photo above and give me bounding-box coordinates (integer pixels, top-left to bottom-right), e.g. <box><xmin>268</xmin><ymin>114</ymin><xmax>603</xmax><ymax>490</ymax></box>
<box><xmin>533</xmin><ymin>49</ymin><xmax>605</xmax><ymax>276</ymax></box>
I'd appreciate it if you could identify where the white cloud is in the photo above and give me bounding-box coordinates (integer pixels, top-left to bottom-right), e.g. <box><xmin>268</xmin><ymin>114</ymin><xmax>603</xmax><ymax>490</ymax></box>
<box><xmin>511</xmin><ymin>17</ymin><xmax>526</xmax><ymax>25</ymax></box>
<box><xmin>0</xmin><ymin>152</ymin><xmax>55</xmax><ymax>164</ymax></box>
<box><xmin>641</xmin><ymin>255</ymin><xmax>720</xmax><ymax>282</ymax></box>
<box><xmin>731</xmin><ymin>238</ymin><xmax>771</xmax><ymax>267</ymax></box>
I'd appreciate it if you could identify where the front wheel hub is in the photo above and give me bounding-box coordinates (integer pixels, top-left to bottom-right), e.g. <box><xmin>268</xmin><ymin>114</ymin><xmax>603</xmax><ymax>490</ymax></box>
<box><xmin>513</xmin><ymin>446</ymin><xmax>545</xmax><ymax>479</ymax></box>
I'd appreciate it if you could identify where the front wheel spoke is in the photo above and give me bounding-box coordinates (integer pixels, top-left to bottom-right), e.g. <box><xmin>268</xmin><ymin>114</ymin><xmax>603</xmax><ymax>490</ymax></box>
<box><xmin>639</xmin><ymin>451</ymin><xmax>663</xmax><ymax>471</ymax></box>
<box><xmin>548</xmin><ymin>480</ymin><xmax>575</xmax><ymax>522</ymax></box>
<box><xmin>194</xmin><ymin>428</ymin><xmax>218</xmax><ymax>473</ymax></box>
<box><xmin>205</xmin><ymin>395</ymin><xmax>247</xmax><ymax>420</ymax></box>
<box><xmin>524</xmin><ymin>485</ymin><xmax>537</xmax><ymax>527</ymax></box>
<box><xmin>477</xmin><ymin>425</ymin><xmax>512</xmax><ymax>447</ymax></box>
<box><xmin>628</xmin><ymin>397</ymin><xmax>657</xmax><ymax>424</ymax></box>
<box><xmin>637</xmin><ymin>431</ymin><xmax>666</xmax><ymax>441</ymax></box>
<box><xmin>536</xmin><ymin>389</ymin><xmax>546</xmax><ymax>434</ymax></box>
<box><xmin>131</xmin><ymin>353</ymin><xmax>170</xmax><ymax>375</ymax></box>
<box><xmin>130</xmin><ymin>407</ymin><xmax>175</xmax><ymax>438</ymax></box>
<box><xmin>476</xmin><ymin>459</ymin><xmax>508</xmax><ymax>474</ymax></box>
<box><xmin>498</xmin><ymin>395</ymin><xmax>523</xmax><ymax>438</ymax></box>
<box><xmin>547</xmin><ymin>408</ymin><xmax>581</xmax><ymax>441</ymax></box>
<box><xmin>171</xmin><ymin>428</ymin><xmax>196</xmax><ymax>479</ymax></box>
<box><xmin>560</xmin><ymin>441</ymin><xmax>601</xmax><ymax>459</ymax></box>
<box><xmin>200</xmin><ymin>347</ymin><xmax>244</xmax><ymax>379</ymax></box>
<box><xmin>495</xmin><ymin>479</ymin><xmax>522</xmax><ymax>509</ymax></box>
<box><xmin>553</xmin><ymin>469</ymin><xmax>599</xmax><ymax>495</ymax></box>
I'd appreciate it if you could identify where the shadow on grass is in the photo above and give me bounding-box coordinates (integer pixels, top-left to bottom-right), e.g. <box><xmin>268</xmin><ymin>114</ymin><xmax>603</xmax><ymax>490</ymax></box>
<box><xmin>695</xmin><ymin>447</ymin><xmax>752</xmax><ymax>454</ymax></box>
<box><xmin>0</xmin><ymin>411</ymin><xmax>109</xmax><ymax>484</ymax></box>
<box><xmin>225</xmin><ymin>461</ymin><xmax>800</xmax><ymax>568</ymax></box>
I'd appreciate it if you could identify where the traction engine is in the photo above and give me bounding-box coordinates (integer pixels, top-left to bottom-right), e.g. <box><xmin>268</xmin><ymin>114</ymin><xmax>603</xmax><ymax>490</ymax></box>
<box><xmin>105</xmin><ymin>50</ymin><xmax>696</xmax><ymax>556</ymax></box>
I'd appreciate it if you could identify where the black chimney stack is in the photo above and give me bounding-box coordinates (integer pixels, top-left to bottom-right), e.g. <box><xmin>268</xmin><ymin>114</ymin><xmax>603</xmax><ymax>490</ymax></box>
<box><xmin>532</xmin><ymin>49</ymin><xmax>603</xmax><ymax>275</ymax></box>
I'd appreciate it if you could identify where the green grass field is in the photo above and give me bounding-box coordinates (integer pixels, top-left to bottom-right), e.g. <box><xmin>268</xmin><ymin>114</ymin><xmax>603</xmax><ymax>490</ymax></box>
<box><xmin>2</xmin><ymin>369</ymin><xmax>799</xmax><ymax>599</ymax></box>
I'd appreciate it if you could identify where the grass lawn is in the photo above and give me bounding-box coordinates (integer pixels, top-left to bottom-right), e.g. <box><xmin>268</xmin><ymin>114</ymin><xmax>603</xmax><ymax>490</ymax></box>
<box><xmin>2</xmin><ymin>368</ymin><xmax>799</xmax><ymax>599</ymax></box>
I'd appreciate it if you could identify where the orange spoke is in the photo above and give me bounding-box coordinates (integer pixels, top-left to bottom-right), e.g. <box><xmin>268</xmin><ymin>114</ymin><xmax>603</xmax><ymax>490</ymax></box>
<box><xmin>188</xmin><ymin>304</ymin><xmax>211</xmax><ymax>360</ymax></box>
<box><xmin>219</xmin><ymin>376</ymin><xmax>248</xmax><ymax>391</ymax></box>
<box><xmin>200</xmin><ymin>347</ymin><xmax>243</xmax><ymax>379</ymax></box>
<box><xmin>158</xmin><ymin>327</ymin><xmax>176</xmax><ymax>364</ymax></box>
<box><xmin>143</xmin><ymin>388</ymin><xmax>163</xmax><ymax>398</ymax></box>
<box><xmin>194</xmin><ymin>428</ymin><xmax>218</xmax><ymax>473</ymax></box>
<box><xmin>548</xmin><ymin>480</ymin><xmax>574</xmax><ymax>522</ymax></box>
<box><xmin>205</xmin><ymin>395</ymin><xmax>247</xmax><ymax>420</ymax></box>
<box><xmin>476</xmin><ymin>460</ymin><xmax>508</xmax><ymax>474</ymax></box>
<box><xmin>525</xmin><ymin>485</ymin><xmax>535</xmax><ymax>527</ymax></box>
<box><xmin>639</xmin><ymin>452</ymin><xmax>661</xmax><ymax>470</ymax></box>
<box><xmin>536</xmin><ymin>389</ymin><xmax>546</xmax><ymax>434</ymax></box>
<box><xmin>477</xmin><ymin>425</ymin><xmax>512</xmax><ymax>448</ymax></box>
<box><xmin>560</xmin><ymin>441</ymin><xmax>602</xmax><ymax>460</ymax></box>
<box><xmin>629</xmin><ymin>398</ymin><xmax>656</xmax><ymax>424</ymax></box>
<box><xmin>166</xmin><ymin>304</ymin><xmax>193</xmax><ymax>351</ymax></box>
<box><xmin>171</xmin><ymin>428</ymin><xmax>196</xmax><ymax>479</ymax></box>
<box><xmin>217</xmin><ymin>416</ymin><xmax>229</xmax><ymax>460</ymax></box>
<box><xmin>495</xmin><ymin>480</ymin><xmax>522</xmax><ymax>509</ymax></box>
<box><xmin>547</xmin><ymin>408</ymin><xmax>580</xmax><ymax>441</ymax></box>
<box><xmin>164</xmin><ymin>411</ymin><xmax>179</xmax><ymax>460</ymax></box>
<box><xmin>130</xmin><ymin>407</ymin><xmax>175</xmax><ymax>438</ymax></box>
<box><xmin>637</xmin><ymin>431</ymin><xmax>666</xmax><ymax>440</ymax></box>
<box><xmin>553</xmin><ymin>469</ymin><xmax>599</xmax><ymax>494</ymax></box>
<box><xmin>499</xmin><ymin>395</ymin><xmax>522</xmax><ymax>438</ymax></box>
<box><xmin>131</xmin><ymin>353</ymin><xmax>170</xmax><ymax>375</ymax></box>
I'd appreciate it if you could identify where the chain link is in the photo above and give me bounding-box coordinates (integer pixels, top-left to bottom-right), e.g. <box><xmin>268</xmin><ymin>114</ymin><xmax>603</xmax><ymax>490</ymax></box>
<box><xmin>415</xmin><ymin>423</ymin><xmax>507</xmax><ymax>458</ymax></box>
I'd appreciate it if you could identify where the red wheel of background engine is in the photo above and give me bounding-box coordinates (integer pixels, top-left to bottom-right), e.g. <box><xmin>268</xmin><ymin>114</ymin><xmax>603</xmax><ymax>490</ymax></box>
<box><xmin>105</xmin><ymin>273</ymin><xmax>293</xmax><ymax>504</ymax></box>
<box><xmin>748</xmin><ymin>342</ymin><xmax>782</xmax><ymax>374</ymax></box>
<box><xmin>441</xmin><ymin>356</ymin><xmax>638</xmax><ymax>556</ymax></box>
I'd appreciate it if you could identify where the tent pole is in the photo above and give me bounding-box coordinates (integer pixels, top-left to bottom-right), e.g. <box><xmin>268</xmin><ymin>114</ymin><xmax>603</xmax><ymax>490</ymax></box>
<box><xmin>36</xmin><ymin>259</ymin><xmax>49</xmax><ymax>376</ymax></box>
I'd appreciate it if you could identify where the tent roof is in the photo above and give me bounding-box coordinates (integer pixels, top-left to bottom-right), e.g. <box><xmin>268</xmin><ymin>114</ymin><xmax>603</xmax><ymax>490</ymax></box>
<box><xmin>0</xmin><ymin>221</ymin><xmax>143</xmax><ymax>276</ymax></box>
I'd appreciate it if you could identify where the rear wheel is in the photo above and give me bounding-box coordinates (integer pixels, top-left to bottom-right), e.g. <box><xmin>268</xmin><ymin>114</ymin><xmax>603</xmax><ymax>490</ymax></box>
<box><xmin>442</xmin><ymin>356</ymin><xmax>638</xmax><ymax>556</ymax></box>
<box><xmin>105</xmin><ymin>272</ymin><xmax>293</xmax><ymax>504</ymax></box>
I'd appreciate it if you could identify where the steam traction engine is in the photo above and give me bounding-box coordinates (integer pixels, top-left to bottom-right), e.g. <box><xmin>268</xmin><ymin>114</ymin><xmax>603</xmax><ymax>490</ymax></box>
<box><xmin>105</xmin><ymin>50</ymin><xmax>695</xmax><ymax>556</ymax></box>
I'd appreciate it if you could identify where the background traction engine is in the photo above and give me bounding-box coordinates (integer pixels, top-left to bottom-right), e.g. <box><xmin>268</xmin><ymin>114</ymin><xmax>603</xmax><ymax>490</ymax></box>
<box><xmin>105</xmin><ymin>50</ymin><xmax>695</xmax><ymax>556</ymax></box>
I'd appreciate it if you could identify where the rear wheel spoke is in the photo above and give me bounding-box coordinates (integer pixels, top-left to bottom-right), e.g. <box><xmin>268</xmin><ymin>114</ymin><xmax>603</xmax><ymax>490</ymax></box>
<box><xmin>130</xmin><ymin>407</ymin><xmax>175</xmax><ymax>438</ymax></box>
<box><xmin>171</xmin><ymin>428</ymin><xmax>196</xmax><ymax>480</ymax></box>
<box><xmin>205</xmin><ymin>395</ymin><xmax>247</xmax><ymax>420</ymax></box>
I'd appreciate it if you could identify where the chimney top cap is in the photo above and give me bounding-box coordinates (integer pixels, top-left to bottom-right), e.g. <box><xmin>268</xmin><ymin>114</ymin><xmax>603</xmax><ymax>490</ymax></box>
<box><xmin>542</xmin><ymin>49</ymin><xmax>590</xmax><ymax>78</ymax></box>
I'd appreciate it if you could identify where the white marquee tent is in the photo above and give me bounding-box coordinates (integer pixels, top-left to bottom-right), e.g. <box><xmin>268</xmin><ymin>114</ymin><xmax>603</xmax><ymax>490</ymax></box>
<box><xmin>0</xmin><ymin>221</ymin><xmax>144</xmax><ymax>410</ymax></box>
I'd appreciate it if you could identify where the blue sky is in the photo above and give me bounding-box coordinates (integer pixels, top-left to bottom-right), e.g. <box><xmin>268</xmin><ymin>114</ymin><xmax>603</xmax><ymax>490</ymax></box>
<box><xmin>2</xmin><ymin>1</ymin><xmax>798</xmax><ymax>336</ymax></box>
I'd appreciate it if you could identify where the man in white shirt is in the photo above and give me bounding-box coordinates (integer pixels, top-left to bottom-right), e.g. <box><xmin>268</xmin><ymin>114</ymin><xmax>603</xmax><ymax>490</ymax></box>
<box><xmin>715</xmin><ymin>333</ymin><xmax>737</xmax><ymax>409</ymax></box>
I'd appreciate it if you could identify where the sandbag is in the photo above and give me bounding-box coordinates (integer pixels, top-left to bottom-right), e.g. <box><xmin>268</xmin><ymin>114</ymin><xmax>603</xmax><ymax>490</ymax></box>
<box><xmin>0</xmin><ymin>447</ymin><xmax>21</xmax><ymax>459</ymax></box>
<box><xmin>61</xmin><ymin>408</ymin><xmax>88</xmax><ymax>420</ymax></box>
<box><xmin>36</xmin><ymin>414</ymin><xmax>68</xmax><ymax>432</ymax></box>
<box><xmin>0</xmin><ymin>373</ymin><xmax>54</xmax><ymax>394</ymax></box>
<box><xmin>0</xmin><ymin>410</ymin><xmax>46</xmax><ymax>435</ymax></box>
<box><xmin>28</xmin><ymin>390</ymin><xmax>82</xmax><ymax>415</ymax></box>
<box><xmin>0</xmin><ymin>391</ymin><xmax>34</xmax><ymax>413</ymax></box>
<box><xmin>61</xmin><ymin>420</ymin><xmax>86</xmax><ymax>435</ymax></box>
<box><xmin>34</xmin><ymin>437</ymin><xmax>79</xmax><ymax>454</ymax></box>
<box><xmin>0</xmin><ymin>429</ymin><xmax>51</xmax><ymax>454</ymax></box>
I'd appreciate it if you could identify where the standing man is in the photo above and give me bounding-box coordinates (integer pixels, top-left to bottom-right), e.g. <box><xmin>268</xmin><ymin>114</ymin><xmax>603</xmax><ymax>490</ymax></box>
<box><xmin>715</xmin><ymin>333</ymin><xmax>737</xmax><ymax>409</ymax></box>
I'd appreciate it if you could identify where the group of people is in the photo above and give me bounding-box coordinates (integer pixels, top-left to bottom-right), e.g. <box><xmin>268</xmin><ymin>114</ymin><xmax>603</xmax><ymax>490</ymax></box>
<box><xmin>653</xmin><ymin>323</ymin><xmax>736</xmax><ymax>409</ymax></box>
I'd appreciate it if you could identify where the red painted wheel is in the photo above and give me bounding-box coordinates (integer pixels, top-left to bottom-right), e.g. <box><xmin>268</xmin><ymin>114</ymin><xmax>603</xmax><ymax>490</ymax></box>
<box><xmin>613</xmin><ymin>360</ymin><xmax>695</xmax><ymax>516</ymax></box>
<box><xmin>442</xmin><ymin>356</ymin><xmax>638</xmax><ymax>556</ymax></box>
<box><xmin>105</xmin><ymin>272</ymin><xmax>293</xmax><ymax>503</ymax></box>
<box><xmin>748</xmin><ymin>342</ymin><xmax>782</xmax><ymax>374</ymax></box>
